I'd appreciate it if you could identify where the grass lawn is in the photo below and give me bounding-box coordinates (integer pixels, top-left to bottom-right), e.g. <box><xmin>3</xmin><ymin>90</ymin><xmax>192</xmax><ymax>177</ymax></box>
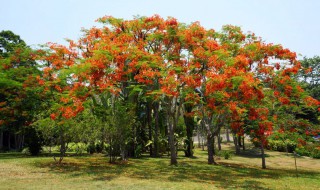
<box><xmin>0</xmin><ymin>143</ymin><xmax>319</xmax><ymax>190</ymax></box>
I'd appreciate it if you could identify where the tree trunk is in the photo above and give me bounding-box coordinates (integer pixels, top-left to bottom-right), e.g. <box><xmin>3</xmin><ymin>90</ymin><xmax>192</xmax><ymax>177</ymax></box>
<box><xmin>0</xmin><ymin>132</ymin><xmax>3</xmax><ymax>150</ymax></box>
<box><xmin>201</xmin><ymin>136</ymin><xmax>205</xmax><ymax>151</ymax></box>
<box><xmin>147</xmin><ymin>103</ymin><xmax>153</xmax><ymax>157</ymax></box>
<box><xmin>168</xmin><ymin>121</ymin><xmax>177</xmax><ymax>165</ymax></box>
<box><xmin>109</xmin><ymin>138</ymin><xmax>113</xmax><ymax>163</ymax></box>
<box><xmin>226</xmin><ymin>127</ymin><xmax>231</xmax><ymax>142</ymax></box>
<box><xmin>8</xmin><ymin>133</ymin><xmax>11</xmax><ymax>150</ymax></box>
<box><xmin>233</xmin><ymin>135</ymin><xmax>240</xmax><ymax>154</ymax></box>
<box><xmin>217</xmin><ymin>130</ymin><xmax>221</xmax><ymax>151</ymax></box>
<box><xmin>261</xmin><ymin>143</ymin><xmax>266</xmax><ymax>169</ymax></box>
<box><xmin>14</xmin><ymin>134</ymin><xmax>18</xmax><ymax>150</ymax></box>
<box><xmin>21</xmin><ymin>135</ymin><xmax>24</xmax><ymax>149</ymax></box>
<box><xmin>183</xmin><ymin>104</ymin><xmax>194</xmax><ymax>157</ymax></box>
<box><xmin>238</xmin><ymin>135</ymin><xmax>242</xmax><ymax>147</ymax></box>
<box><xmin>207</xmin><ymin>134</ymin><xmax>216</xmax><ymax>164</ymax></box>
<box><xmin>197</xmin><ymin>128</ymin><xmax>201</xmax><ymax>148</ymax></box>
<box><xmin>55</xmin><ymin>128</ymin><xmax>66</xmax><ymax>164</ymax></box>
<box><xmin>242</xmin><ymin>136</ymin><xmax>245</xmax><ymax>151</ymax></box>
<box><xmin>153</xmin><ymin>102</ymin><xmax>159</xmax><ymax>157</ymax></box>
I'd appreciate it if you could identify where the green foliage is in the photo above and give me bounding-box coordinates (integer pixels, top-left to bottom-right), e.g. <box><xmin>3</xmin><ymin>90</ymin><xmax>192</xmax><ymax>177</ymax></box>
<box><xmin>295</xmin><ymin>143</ymin><xmax>320</xmax><ymax>158</ymax></box>
<box><xmin>267</xmin><ymin>139</ymin><xmax>297</xmax><ymax>153</ymax></box>
<box><xmin>87</xmin><ymin>143</ymin><xmax>96</xmax><ymax>154</ymax></box>
<box><xmin>24</xmin><ymin>127</ymin><xmax>43</xmax><ymax>155</ymax></box>
<box><xmin>298</xmin><ymin>56</ymin><xmax>320</xmax><ymax>99</ymax></box>
<box><xmin>67</xmin><ymin>143</ymin><xmax>87</xmax><ymax>154</ymax></box>
<box><xmin>134</xmin><ymin>144</ymin><xmax>142</xmax><ymax>158</ymax></box>
<box><xmin>218</xmin><ymin>150</ymin><xmax>233</xmax><ymax>159</ymax></box>
<box><xmin>0</xmin><ymin>30</ymin><xmax>41</xmax><ymax>152</ymax></box>
<box><xmin>0</xmin><ymin>30</ymin><xmax>26</xmax><ymax>57</ymax></box>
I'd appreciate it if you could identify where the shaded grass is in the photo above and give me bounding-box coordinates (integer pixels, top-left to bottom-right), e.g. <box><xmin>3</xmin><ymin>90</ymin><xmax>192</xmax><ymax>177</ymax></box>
<box><xmin>0</xmin><ymin>144</ymin><xmax>320</xmax><ymax>190</ymax></box>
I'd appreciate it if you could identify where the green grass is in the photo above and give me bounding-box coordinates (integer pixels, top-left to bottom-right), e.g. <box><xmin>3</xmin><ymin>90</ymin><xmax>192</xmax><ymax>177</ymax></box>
<box><xmin>0</xmin><ymin>144</ymin><xmax>319</xmax><ymax>190</ymax></box>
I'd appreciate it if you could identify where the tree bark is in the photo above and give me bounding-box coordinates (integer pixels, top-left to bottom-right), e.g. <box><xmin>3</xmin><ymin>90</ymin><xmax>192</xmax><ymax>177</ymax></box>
<box><xmin>0</xmin><ymin>132</ymin><xmax>3</xmax><ymax>150</ymax></box>
<box><xmin>167</xmin><ymin>97</ymin><xmax>179</xmax><ymax>165</ymax></box>
<box><xmin>226</xmin><ymin>127</ymin><xmax>231</xmax><ymax>142</ymax></box>
<box><xmin>183</xmin><ymin>104</ymin><xmax>194</xmax><ymax>157</ymax></box>
<box><xmin>197</xmin><ymin>127</ymin><xmax>201</xmax><ymax>148</ymax></box>
<box><xmin>233</xmin><ymin>135</ymin><xmax>240</xmax><ymax>154</ymax></box>
<box><xmin>242</xmin><ymin>136</ymin><xmax>245</xmax><ymax>151</ymax></box>
<box><xmin>168</xmin><ymin>120</ymin><xmax>177</xmax><ymax>165</ymax></box>
<box><xmin>8</xmin><ymin>133</ymin><xmax>11</xmax><ymax>150</ymax></box>
<box><xmin>217</xmin><ymin>130</ymin><xmax>221</xmax><ymax>151</ymax></box>
<box><xmin>153</xmin><ymin>102</ymin><xmax>159</xmax><ymax>157</ymax></box>
<box><xmin>238</xmin><ymin>135</ymin><xmax>242</xmax><ymax>147</ymax></box>
<box><xmin>55</xmin><ymin>128</ymin><xmax>66</xmax><ymax>164</ymax></box>
<box><xmin>201</xmin><ymin>135</ymin><xmax>205</xmax><ymax>151</ymax></box>
<box><xmin>261</xmin><ymin>143</ymin><xmax>266</xmax><ymax>169</ymax></box>
<box><xmin>207</xmin><ymin>134</ymin><xmax>216</xmax><ymax>164</ymax></box>
<box><xmin>14</xmin><ymin>134</ymin><xmax>18</xmax><ymax>150</ymax></box>
<box><xmin>147</xmin><ymin>102</ymin><xmax>153</xmax><ymax>157</ymax></box>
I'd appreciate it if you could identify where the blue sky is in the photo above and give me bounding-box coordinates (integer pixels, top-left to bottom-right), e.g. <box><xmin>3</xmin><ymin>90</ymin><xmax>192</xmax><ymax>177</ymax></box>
<box><xmin>1</xmin><ymin>0</ymin><xmax>320</xmax><ymax>58</ymax></box>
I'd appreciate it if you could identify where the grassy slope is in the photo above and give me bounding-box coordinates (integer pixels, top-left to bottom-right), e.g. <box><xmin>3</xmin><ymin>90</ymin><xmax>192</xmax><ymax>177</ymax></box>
<box><xmin>0</xmin><ymin>144</ymin><xmax>319</xmax><ymax>190</ymax></box>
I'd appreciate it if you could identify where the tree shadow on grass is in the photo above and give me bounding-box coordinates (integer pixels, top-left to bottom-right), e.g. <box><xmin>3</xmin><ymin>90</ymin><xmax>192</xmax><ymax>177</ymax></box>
<box><xmin>235</xmin><ymin>147</ymin><xmax>273</xmax><ymax>158</ymax></box>
<box><xmin>0</xmin><ymin>152</ymin><xmax>91</xmax><ymax>160</ymax></box>
<box><xmin>0</xmin><ymin>152</ymin><xmax>29</xmax><ymax>159</ymax></box>
<box><xmin>33</xmin><ymin>154</ymin><xmax>320</xmax><ymax>190</ymax></box>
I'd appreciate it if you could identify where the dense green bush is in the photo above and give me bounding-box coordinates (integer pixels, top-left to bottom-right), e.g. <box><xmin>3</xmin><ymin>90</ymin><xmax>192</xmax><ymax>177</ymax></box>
<box><xmin>95</xmin><ymin>142</ymin><xmax>104</xmax><ymax>153</ymax></box>
<box><xmin>295</xmin><ymin>147</ymin><xmax>310</xmax><ymax>157</ymax></box>
<box><xmin>217</xmin><ymin>150</ymin><xmax>233</xmax><ymax>159</ymax></box>
<box><xmin>295</xmin><ymin>143</ymin><xmax>320</xmax><ymax>158</ymax></box>
<box><xmin>68</xmin><ymin>143</ymin><xmax>87</xmax><ymax>154</ymax></box>
<box><xmin>87</xmin><ymin>143</ymin><xmax>96</xmax><ymax>154</ymax></box>
<box><xmin>310</xmin><ymin>147</ymin><xmax>320</xmax><ymax>158</ymax></box>
<box><xmin>24</xmin><ymin>127</ymin><xmax>43</xmax><ymax>156</ymax></box>
<box><xmin>267</xmin><ymin>139</ymin><xmax>297</xmax><ymax>153</ymax></box>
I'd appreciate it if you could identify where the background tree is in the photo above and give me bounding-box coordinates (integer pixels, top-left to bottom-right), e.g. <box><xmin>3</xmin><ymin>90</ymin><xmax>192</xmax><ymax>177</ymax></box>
<box><xmin>298</xmin><ymin>56</ymin><xmax>320</xmax><ymax>99</ymax></box>
<box><xmin>0</xmin><ymin>30</ymin><xmax>41</xmax><ymax>153</ymax></box>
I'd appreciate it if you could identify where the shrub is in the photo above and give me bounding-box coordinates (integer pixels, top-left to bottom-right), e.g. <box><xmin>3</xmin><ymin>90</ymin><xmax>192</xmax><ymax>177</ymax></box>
<box><xmin>21</xmin><ymin>147</ymin><xmax>30</xmax><ymax>155</ymax></box>
<box><xmin>134</xmin><ymin>144</ymin><xmax>142</xmax><ymax>158</ymax></box>
<box><xmin>68</xmin><ymin>143</ymin><xmax>87</xmax><ymax>154</ymax></box>
<box><xmin>295</xmin><ymin>147</ymin><xmax>310</xmax><ymax>157</ymax></box>
<box><xmin>223</xmin><ymin>151</ymin><xmax>232</xmax><ymax>159</ymax></box>
<box><xmin>95</xmin><ymin>143</ymin><xmax>104</xmax><ymax>153</ymax></box>
<box><xmin>295</xmin><ymin>143</ymin><xmax>320</xmax><ymax>158</ymax></box>
<box><xmin>24</xmin><ymin>127</ymin><xmax>43</xmax><ymax>156</ymax></box>
<box><xmin>267</xmin><ymin>139</ymin><xmax>296</xmax><ymax>153</ymax></box>
<box><xmin>217</xmin><ymin>150</ymin><xmax>233</xmax><ymax>159</ymax></box>
<box><xmin>87</xmin><ymin>143</ymin><xmax>96</xmax><ymax>154</ymax></box>
<box><xmin>310</xmin><ymin>148</ymin><xmax>320</xmax><ymax>158</ymax></box>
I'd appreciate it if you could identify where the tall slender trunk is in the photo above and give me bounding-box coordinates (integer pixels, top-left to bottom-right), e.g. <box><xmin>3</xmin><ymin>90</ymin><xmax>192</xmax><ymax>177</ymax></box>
<box><xmin>233</xmin><ymin>135</ymin><xmax>240</xmax><ymax>154</ymax></box>
<box><xmin>147</xmin><ymin>103</ymin><xmax>153</xmax><ymax>157</ymax></box>
<box><xmin>201</xmin><ymin>137</ymin><xmax>205</xmax><ymax>151</ymax></box>
<box><xmin>109</xmin><ymin>138</ymin><xmax>113</xmax><ymax>163</ymax></box>
<box><xmin>14</xmin><ymin>134</ymin><xmax>18</xmax><ymax>150</ymax></box>
<box><xmin>153</xmin><ymin>102</ymin><xmax>159</xmax><ymax>157</ymax></box>
<box><xmin>238</xmin><ymin>135</ymin><xmax>242</xmax><ymax>147</ymax></box>
<box><xmin>226</xmin><ymin>127</ymin><xmax>231</xmax><ymax>142</ymax></box>
<box><xmin>21</xmin><ymin>135</ymin><xmax>24</xmax><ymax>149</ymax></box>
<box><xmin>217</xmin><ymin>130</ymin><xmax>221</xmax><ymax>151</ymax></box>
<box><xmin>0</xmin><ymin>132</ymin><xmax>3</xmax><ymax>150</ymax></box>
<box><xmin>168</xmin><ymin>120</ymin><xmax>177</xmax><ymax>165</ymax></box>
<box><xmin>167</xmin><ymin>97</ymin><xmax>180</xmax><ymax>165</ymax></box>
<box><xmin>261</xmin><ymin>143</ymin><xmax>266</xmax><ymax>169</ymax></box>
<box><xmin>197</xmin><ymin>128</ymin><xmax>201</xmax><ymax>148</ymax></box>
<box><xmin>242</xmin><ymin>136</ymin><xmax>245</xmax><ymax>151</ymax></box>
<box><xmin>55</xmin><ymin>128</ymin><xmax>65</xmax><ymax>164</ymax></box>
<box><xmin>8</xmin><ymin>133</ymin><xmax>11</xmax><ymax>150</ymax></box>
<box><xmin>183</xmin><ymin>104</ymin><xmax>194</xmax><ymax>157</ymax></box>
<box><xmin>207</xmin><ymin>134</ymin><xmax>216</xmax><ymax>164</ymax></box>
